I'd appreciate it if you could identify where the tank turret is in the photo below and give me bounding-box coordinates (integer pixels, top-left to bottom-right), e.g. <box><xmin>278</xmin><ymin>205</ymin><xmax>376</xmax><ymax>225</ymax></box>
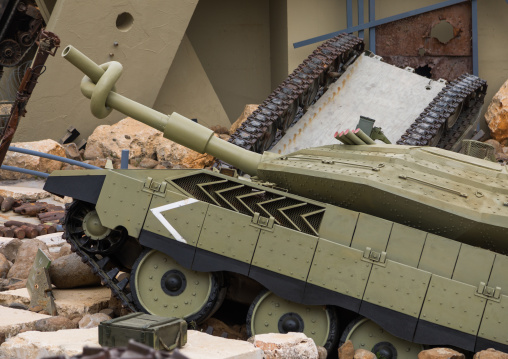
<box><xmin>43</xmin><ymin>45</ymin><xmax>508</xmax><ymax>357</ymax></box>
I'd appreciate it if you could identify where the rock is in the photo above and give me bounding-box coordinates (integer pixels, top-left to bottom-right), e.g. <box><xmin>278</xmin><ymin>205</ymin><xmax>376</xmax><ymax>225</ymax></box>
<box><xmin>6</xmin><ymin>278</ymin><xmax>27</xmax><ymax>290</ymax></box>
<box><xmin>138</xmin><ymin>157</ymin><xmax>159</xmax><ymax>169</ymax></box>
<box><xmin>199</xmin><ymin>317</ymin><xmax>247</xmax><ymax>340</ymax></box>
<box><xmin>49</xmin><ymin>253</ymin><xmax>101</xmax><ymax>288</ymax></box>
<box><xmin>338</xmin><ymin>340</ymin><xmax>355</xmax><ymax>359</ymax></box>
<box><xmin>354</xmin><ymin>349</ymin><xmax>376</xmax><ymax>359</ymax></box>
<box><xmin>0</xmin><ymin>305</ymin><xmax>51</xmax><ymax>338</ymax></box>
<box><xmin>0</xmin><ymin>139</ymin><xmax>65</xmax><ymax>180</ymax></box>
<box><xmin>0</xmin><ymin>327</ymin><xmax>100</xmax><ymax>358</ymax></box>
<box><xmin>71</xmin><ymin>317</ymin><xmax>82</xmax><ymax>326</ymax></box>
<box><xmin>34</xmin><ymin>316</ymin><xmax>77</xmax><ymax>331</ymax></box>
<box><xmin>63</xmin><ymin>143</ymin><xmax>82</xmax><ymax>161</ymax></box>
<box><xmin>418</xmin><ymin>348</ymin><xmax>465</xmax><ymax>359</ymax></box>
<box><xmin>486</xmin><ymin>79</ymin><xmax>508</xmax><ymax>142</ymax></box>
<box><xmin>0</xmin><ymin>253</ymin><xmax>11</xmax><ymax>278</ymax></box>
<box><xmin>0</xmin><ymin>238</ymin><xmax>22</xmax><ymax>263</ymax></box>
<box><xmin>484</xmin><ymin>139</ymin><xmax>502</xmax><ymax>154</ymax></box>
<box><xmin>154</xmin><ymin>137</ymin><xmax>215</xmax><ymax>169</ymax></box>
<box><xmin>99</xmin><ymin>308</ymin><xmax>115</xmax><ymax>318</ymax></box>
<box><xmin>83</xmin><ymin>158</ymin><xmax>107</xmax><ymax>168</ymax></box>
<box><xmin>181</xmin><ymin>330</ymin><xmax>263</xmax><ymax>359</ymax></box>
<box><xmin>210</xmin><ymin>125</ymin><xmax>230</xmax><ymax>134</ymax></box>
<box><xmin>84</xmin><ymin>117</ymin><xmax>164</xmax><ymax>160</ymax></box>
<box><xmin>84</xmin><ymin>117</ymin><xmax>216</xmax><ymax>169</ymax></box>
<box><xmin>9</xmin><ymin>302</ymin><xmax>28</xmax><ymax>310</ymax></box>
<box><xmin>317</xmin><ymin>346</ymin><xmax>328</xmax><ymax>359</ymax></box>
<box><xmin>7</xmin><ymin>239</ymin><xmax>51</xmax><ymax>280</ymax></box>
<box><xmin>230</xmin><ymin>104</ymin><xmax>259</xmax><ymax>135</ymax></box>
<box><xmin>474</xmin><ymin>349</ymin><xmax>508</xmax><ymax>359</ymax></box>
<box><xmin>78</xmin><ymin>313</ymin><xmax>111</xmax><ymax>329</ymax></box>
<box><xmin>54</xmin><ymin>243</ymin><xmax>72</xmax><ymax>259</ymax></box>
<box><xmin>250</xmin><ymin>332</ymin><xmax>319</xmax><ymax>359</ymax></box>
<box><xmin>0</xmin><ymin>332</ymin><xmax>5</xmax><ymax>345</ymax></box>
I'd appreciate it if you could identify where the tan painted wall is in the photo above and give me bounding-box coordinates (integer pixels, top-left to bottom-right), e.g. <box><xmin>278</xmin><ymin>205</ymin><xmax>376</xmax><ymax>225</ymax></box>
<box><xmin>186</xmin><ymin>0</ymin><xmax>271</xmax><ymax>122</ymax></box>
<box><xmin>153</xmin><ymin>35</ymin><xmax>230</xmax><ymax>129</ymax></box>
<box><xmin>269</xmin><ymin>0</ymin><xmax>288</xmax><ymax>90</ymax></box>
<box><xmin>14</xmin><ymin>0</ymin><xmax>198</xmax><ymax>142</ymax></box>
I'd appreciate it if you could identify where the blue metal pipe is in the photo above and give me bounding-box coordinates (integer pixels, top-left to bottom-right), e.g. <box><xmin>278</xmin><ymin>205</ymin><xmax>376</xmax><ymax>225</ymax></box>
<box><xmin>294</xmin><ymin>0</ymin><xmax>468</xmax><ymax>48</ymax></box>
<box><xmin>471</xmin><ymin>0</ymin><xmax>479</xmax><ymax>76</ymax></box>
<box><xmin>369</xmin><ymin>0</ymin><xmax>375</xmax><ymax>52</ymax></box>
<box><xmin>8</xmin><ymin>146</ymin><xmax>101</xmax><ymax>169</ymax></box>
<box><xmin>121</xmin><ymin>149</ymin><xmax>129</xmax><ymax>169</ymax></box>
<box><xmin>1</xmin><ymin>165</ymin><xmax>49</xmax><ymax>178</ymax></box>
<box><xmin>358</xmin><ymin>0</ymin><xmax>364</xmax><ymax>39</ymax></box>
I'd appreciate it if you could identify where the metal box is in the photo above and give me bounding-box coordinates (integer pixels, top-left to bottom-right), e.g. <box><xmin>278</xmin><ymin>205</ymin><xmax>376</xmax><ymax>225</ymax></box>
<box><xmin>98</xmin><ymin>313</ymin><xmax>187</xmax><ymax>351</ymax></box>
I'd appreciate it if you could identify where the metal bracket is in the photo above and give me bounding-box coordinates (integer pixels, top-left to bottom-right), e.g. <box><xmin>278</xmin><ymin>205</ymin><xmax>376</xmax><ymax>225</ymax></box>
<box><xmin>142</xmin><ymin>177</ymin><xmax>167</xmax><ymax>197</ymax></box>
<box><xmin>362</xmin><ymin>247</ymin><xmax>387</xmax><ymax>266</ymax></box>
<box><xmin>250</xmin><ymin>212</ymin><xmax>275</xmax><ymax>231</ymax></box>
<box><xmin>475</xmin><ymin>282</ymin><xmax>501</xmax><ymax>302</ymax></box>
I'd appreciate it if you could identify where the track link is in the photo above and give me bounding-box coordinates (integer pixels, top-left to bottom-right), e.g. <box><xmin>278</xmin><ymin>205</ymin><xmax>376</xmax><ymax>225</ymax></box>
<box><xmin>227</xmin><ymin>33</ymin><xmax>364</xmax><ymax>154</ymax></box>
<box><xmin>397</xmin><ymin>74</ymin><xmax>487</xmax><ymax>147</ymax></box>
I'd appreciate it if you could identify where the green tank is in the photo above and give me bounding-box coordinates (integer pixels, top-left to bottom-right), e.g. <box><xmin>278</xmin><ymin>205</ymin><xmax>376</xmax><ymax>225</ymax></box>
<box><xmin>44</xmin><ymin>45</ymin><xmax>508</xmax><ymax>357</ymax></box>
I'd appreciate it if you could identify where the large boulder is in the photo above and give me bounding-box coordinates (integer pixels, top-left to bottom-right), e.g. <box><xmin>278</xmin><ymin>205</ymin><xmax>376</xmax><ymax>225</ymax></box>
<box><xmin>0</xmin><ymin>140</ymin><xmax>65</xmax><ymax>180</ymax></box>
<box><xmin>7</xmin><ymin>239</ymin><xmax>52</xmax><ymax>280</ymax></box>
<box><xmin>486</xmin><ymin>79</ymin><xmax>508</xmax><ymax>142</ymax></box>
<box><xmin>49</xmin><ymin>253</ymin><xmax>101</xmax><ymax>288</ymax></box>
<box><xmin>84</xmin><ymin>118</ymin><xmax>163</xmax><ymax>160</ymax></box>
<box><xmin>84</xmin><ymin>117</ymin><xmax>217</xmax><ymax>169</ymax></box>
<box><xmin>249</xmin><ymin>332</ymin><xmax>319</xmax><ymax>359</ymax></box>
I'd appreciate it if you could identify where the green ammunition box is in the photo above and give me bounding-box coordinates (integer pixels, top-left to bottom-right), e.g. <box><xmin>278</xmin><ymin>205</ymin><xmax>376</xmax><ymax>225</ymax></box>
<box><xmin>98</xmin><ymin>313</ymin><xmax>187</xmax><ymax>351</ymax></box>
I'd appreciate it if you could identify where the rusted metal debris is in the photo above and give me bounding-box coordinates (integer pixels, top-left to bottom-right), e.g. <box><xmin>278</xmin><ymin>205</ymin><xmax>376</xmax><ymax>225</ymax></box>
<box><xmin>376</xmin><ymin>2</ymin><xmax>472</xmax><ymax>81</ymax></box>
<box><xmin>0</xmin><ymin>0</ymin><xmax>45</xmax><ymax>67</ymax></box>
<box><xmin>0</xmin><ymin>29</ymin><xmax>60</xmax><ymax>167</ymax></box>
<box><xmin>42</xmin><ymin>339</ymin><xmax>189</xmax><ymax>359</ymax></box>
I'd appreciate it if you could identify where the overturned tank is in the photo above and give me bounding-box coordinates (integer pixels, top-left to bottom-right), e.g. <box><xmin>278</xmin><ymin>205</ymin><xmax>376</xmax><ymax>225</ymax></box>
<box><xmin>226</xmin><ymin>34</ymin><xmax>486</xmax><ymax>157</ymax></box>
<box><xmin>44</xmin><ymin>44</ymin><xmax>508</xmax><ymax>357</ymax></box>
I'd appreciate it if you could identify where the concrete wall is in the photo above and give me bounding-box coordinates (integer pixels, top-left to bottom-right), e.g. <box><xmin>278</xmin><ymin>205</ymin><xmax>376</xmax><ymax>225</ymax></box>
<box><xmin>186</xmin><ymin>0</ymin><xmax>271</xmax><ymax>122</ymax></box>
<box><xmin>14</xmin><ymin>0</ymin><xmax>198</xmax><ymax>142</ymax></box>
<box><xmin>153</xmin><ymin>35</ymin><xmax>230</xmax><ymax>129</ymax></box>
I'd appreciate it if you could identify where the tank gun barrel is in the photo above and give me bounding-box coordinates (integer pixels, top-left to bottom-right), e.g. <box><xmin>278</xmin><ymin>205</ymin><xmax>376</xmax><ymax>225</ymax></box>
<box><xmin>61</xmin><ymin>45</ymin><xmax>262</xmax><ymax>176</ymax></box>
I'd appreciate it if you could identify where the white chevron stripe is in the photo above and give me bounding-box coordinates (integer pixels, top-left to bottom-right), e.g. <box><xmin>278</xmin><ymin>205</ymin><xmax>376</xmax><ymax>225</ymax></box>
<box><xmin>150</xmin><ymin>198</ymin><xmax>198</xmax><ymax>243</ymax></box>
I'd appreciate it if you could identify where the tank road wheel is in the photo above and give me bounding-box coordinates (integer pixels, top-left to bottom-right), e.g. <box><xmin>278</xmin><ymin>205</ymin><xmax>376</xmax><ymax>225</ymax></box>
<box><xmin>247</xmin><ymin>290</ymin><xmax>339</xmax><ymax>351</ymax></box>
<box><xmin>341</xmin><ymin>317</ymin><xmax>423</xmax><ymax>359</ymax></box>
<box><xmin>65</xmin><ymin>200</ymin><xmax>126</xmax><ymax>255</ymax></box>
<box><xmin>131</xmin><ymin>249</ymin><xmax>226</xmax><ymax>324</ymax></box>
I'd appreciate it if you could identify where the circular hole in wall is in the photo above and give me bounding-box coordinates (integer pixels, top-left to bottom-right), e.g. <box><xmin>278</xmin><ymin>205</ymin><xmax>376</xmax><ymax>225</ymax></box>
<box><xmin>116</xmin><ymin>12</ymin><xmax>134</xmax><ymax>32</ymax></box>
<box><xmin>430</xmin><ymin>20</ymin><xmax>454</xmax><ymax>44</ymax></box>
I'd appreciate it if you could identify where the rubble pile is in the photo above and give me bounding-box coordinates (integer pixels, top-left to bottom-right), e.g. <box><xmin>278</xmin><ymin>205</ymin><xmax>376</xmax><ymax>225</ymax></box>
<box><xmin>485</xmin><ymin>78</ymin><xmax>508</xmax><ymax>162</ymax></box>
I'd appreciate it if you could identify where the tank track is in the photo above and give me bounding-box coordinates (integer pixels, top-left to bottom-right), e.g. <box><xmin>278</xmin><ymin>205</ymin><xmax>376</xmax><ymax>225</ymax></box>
<box><xmin>397</xmin><ymin>74</ymin><xmax>487</xmax><ymax>147</ymax></box>
<box><xmin>227</xmin><ymin>33</ymin><xmax>364</xmax><ymax>154</ymax></box>
<box><xmin>63</xmin><ymin>202</ymin><xmax>137</xmax><ymax>312</ymax></box>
